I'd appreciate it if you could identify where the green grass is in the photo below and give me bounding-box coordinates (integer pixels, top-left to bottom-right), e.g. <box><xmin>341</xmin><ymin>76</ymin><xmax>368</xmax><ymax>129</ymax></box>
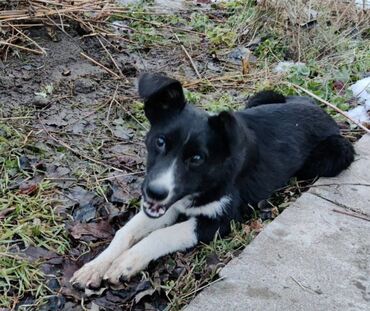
<box><xmin>0</xmin><ymin>185</ymin><xmax>70</xmax><ymax>309</ymax></box>
<box><xmin>110</xmin><ymin>4</ymin><xmax>189</xmax><ymax>48</ymax></box>
<box><xmin>0</xmin><ymin>182</ymin><xmax>70</xmax><ymax>253</ymax></box>
<box><xmin>202</xmin><ymin>93</ymin><xmax>242</xmax><ymax>112</ymax></box>
<box><xmin>0</xmin><ymin>124</ymin><xmax>70</xmax><ymax>309</ymax></box>
<box><xmin>0</xmin><ymin>250</ymin><xmax>50</xmax><ymax>310</ymax></box>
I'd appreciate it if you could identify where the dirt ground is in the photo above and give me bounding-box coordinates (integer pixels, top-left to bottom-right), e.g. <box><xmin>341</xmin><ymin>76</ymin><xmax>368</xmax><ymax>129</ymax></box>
<box><xmin>0</xmin><ymin>1</ymin><xmax>369</xmax><ymax>310</ymax></box>
<box><xmin>1</xmin><ymin>26</ymin><xmax>199</xmax><ymax>311</ymax></box>
<box><xmin>0</xmin><ymin>4</ymin><xmax>254</xmax><ymax>310</ymax></box>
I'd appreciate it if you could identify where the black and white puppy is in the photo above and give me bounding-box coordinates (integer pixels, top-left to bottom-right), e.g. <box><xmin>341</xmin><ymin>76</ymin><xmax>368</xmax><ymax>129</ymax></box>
<box><xmin>71</xmin><ymin>73</ymin><xmax>354</xmax><ymax>289</ymax></box>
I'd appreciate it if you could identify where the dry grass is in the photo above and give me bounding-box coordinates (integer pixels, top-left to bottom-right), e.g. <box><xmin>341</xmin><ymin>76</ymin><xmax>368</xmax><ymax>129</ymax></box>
<box><xmin>0</xmin><ymin>0</ymin><xmax>129</xmax><ymax>59</ymax></box>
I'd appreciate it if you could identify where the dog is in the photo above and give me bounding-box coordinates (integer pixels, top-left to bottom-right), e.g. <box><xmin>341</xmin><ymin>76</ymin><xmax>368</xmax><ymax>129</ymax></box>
<box><xmin>71</xmin><ymin>73</ymin><xmax>354</xmax><ymax>289</ymax></box>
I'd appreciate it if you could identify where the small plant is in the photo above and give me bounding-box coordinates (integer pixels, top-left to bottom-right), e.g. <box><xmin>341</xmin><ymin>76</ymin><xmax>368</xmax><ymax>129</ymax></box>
<box><xmin>255</xmin><ymin>37</ymin><xmax>288</xmax><ymax>62</ymax></box>
<box><xmin>35</xmin><ymin>83</ymin><xmax>54</xmax><ymax>98</ymax></box>
<box><xmin>202</xmin><ymin>94</ymin><xmax>242</xmax><ymax>113</ymax></box>
<box><xmin>0</xmin><ymin>250</ymin><xmax>51</xmax><ymax>309</ymax></box>
<box><xmin>184</xmin><ymin>90</ymin><xmax>202</xmax><ymax>105</ymax></box>
<box><xmin>190</xmin><ymin>12</ymin><xmax>211</xmax><ymax>33</ymax></box>
<box><xmin>0</xmin><ymin>124</ymin><xmax>70</xmax><ymax>308</ymax></box>
<box><xmin>1</xmin><ymin>183</ymin><xmax>70</xmax><ymax>253</ymax></box>
<box><xmin>206</xmin><ymin>26</ymin><xmax>238</xmax><ymax>47</ymax></box>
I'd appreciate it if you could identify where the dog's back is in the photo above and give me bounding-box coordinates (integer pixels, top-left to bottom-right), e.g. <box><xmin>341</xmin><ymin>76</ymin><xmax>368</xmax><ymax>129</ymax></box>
<box><xmin>236</xmin><ymin>94</ymin><xmax>354</xmax><ymax>206</ymax></box>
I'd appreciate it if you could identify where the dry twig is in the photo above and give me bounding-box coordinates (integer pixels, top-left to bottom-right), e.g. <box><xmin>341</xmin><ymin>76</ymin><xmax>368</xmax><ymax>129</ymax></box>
<box><xmin>96</xmin><ymin>36</ymin><xmax>127</xmax><ymax>82</ymax></box>
<box><xmin>287</xmin><ymin>82</ymin><xmax>370</xmax><ymax>134</ymax></box>
<box><xmin>80</xmin><ymin>52</ymin><xmax>121</xmax><ymax>79</ymax></box>
<box><xmin>40</xmin><ymin>120</ymin><xmax>125</xmax><ymax>173</ymax></box>
<box><xmin>332</xmin><ymin>209</ymin><xmax>370</xmax><ymax>222</ymax></box>
<box><xmin>7</xmin><ymin>23</ymin><xmax>47</xmax><ymax>55</ymax></box>
<box><xmin>174</xmin><ymin>33</ymin><xmax>201</xmax><ymax>79</ymax></box>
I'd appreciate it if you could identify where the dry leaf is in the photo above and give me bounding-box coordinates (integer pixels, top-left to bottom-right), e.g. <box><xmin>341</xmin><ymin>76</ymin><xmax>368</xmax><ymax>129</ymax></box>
<box><xmin>18</xmin><ymin>183</ymin><xmax>38</xmax><ymax>195</ymax></box>
<box><xmin>250</xmin><ymin>219</ymin><xmax>264</xmax><ymax>233</ymax></box>
<box><xmin>69</xmin><ymin>221</ymin><xmax>114</xmax><ymax>241</ymax></box>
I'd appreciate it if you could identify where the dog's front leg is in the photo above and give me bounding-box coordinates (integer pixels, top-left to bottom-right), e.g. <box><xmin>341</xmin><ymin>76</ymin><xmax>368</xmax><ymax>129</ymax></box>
<box><xmin>104</xmin><ymin>217</ymin><xmax>198</xmax><ymax>284</ymax></box>
<box><xmin>70</xmin><ymin>207</ymin><xmax>178</xmax><ymax>289</ymax></box>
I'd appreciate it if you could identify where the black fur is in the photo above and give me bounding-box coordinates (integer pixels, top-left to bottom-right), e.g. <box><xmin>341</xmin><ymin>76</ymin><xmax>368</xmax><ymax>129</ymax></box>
<box><xmin>138</xmin><ymin>73</ymin><xmax>355</xmax><ymax>243</ymax></box>
<box><xmin>246</xmin><ymin>90</ymin><xmax>286</xmax><ymax>108</ymax></box>
<box><xmin>296</xmin><ymin>135</ymin><xmax>355</xmax><ymax>179</ymax></box>
<box><xmin>138</xmin><ymin>73</ymin><xmax>186</xmax><ymax>124</ymax></box>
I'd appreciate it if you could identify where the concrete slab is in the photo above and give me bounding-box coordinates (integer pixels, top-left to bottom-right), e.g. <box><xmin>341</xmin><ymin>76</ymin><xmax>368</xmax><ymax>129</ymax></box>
<box><xmin>309</xmin><ymin>134</ymin><xmax>370</xmax><ymax>216</ymax></box>
<box><xmin>185</xmin><ymin>134</ymin><xmax>370</xmax><ymax>311</ymax></box>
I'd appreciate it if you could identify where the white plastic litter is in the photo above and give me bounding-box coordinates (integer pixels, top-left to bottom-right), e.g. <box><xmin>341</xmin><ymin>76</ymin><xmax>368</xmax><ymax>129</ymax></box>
<box><xmin>273</xmin><ymin>61</ymin><xmax>306</xmax><ymax>73</ymax></box>
<box><xmin>347</xmin><ymin>77</ymin><xmax>370</xmax><ymax>124</ymax></box>
<box><xmin>355</xmin><ymin>0</ymin><xmax>370</xmax><ymax>9</ymax></box>
<box><xmin>350</xmin><ymin>77</ymin><xmax>370</xmax><ymax>109</ymax></box>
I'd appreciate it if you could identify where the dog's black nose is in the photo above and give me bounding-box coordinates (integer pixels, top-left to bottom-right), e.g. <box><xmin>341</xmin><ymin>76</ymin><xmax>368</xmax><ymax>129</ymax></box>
<box><xmin>146</xmin><ymin>184</ymin><xmax>169</xmax><ymax>201</ymax></box>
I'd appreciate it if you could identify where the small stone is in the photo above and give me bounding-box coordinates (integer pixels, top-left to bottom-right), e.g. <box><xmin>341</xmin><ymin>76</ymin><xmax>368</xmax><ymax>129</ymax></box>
<box><xmin>62</xmin><ymin>68</ymin><xmax>71</xmax><ymax>76</ymax></box>
<box><xmin>22</xmin><ymin>71</ymin><xmax>34</xmax><ymax>81</ymax></box>
<box><xmin>32</xmin><ymin>95</ymin><xmax>49</xmax><ymax>108</ymax></box>
<box><xmin>74</xmin><ymin>78</ymin><xmax>97</xmax><ymax>94</ymax></box>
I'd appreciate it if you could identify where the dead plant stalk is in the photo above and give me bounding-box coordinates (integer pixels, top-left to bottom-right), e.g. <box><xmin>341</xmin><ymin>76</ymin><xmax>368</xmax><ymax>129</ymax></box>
<box><xmin>80</xmin><ymin>52</ymin><xmax>121</xmax><ymax>79</ymax></box>
<box><xmin>40</xmin><ymin>121</ymin><xmax>125</xmax><ymax>173</ymax></box>
<box><xmin>287</xmin><ymin>82</ymin><xmax>370</xmax><ymax>134</ymax></box>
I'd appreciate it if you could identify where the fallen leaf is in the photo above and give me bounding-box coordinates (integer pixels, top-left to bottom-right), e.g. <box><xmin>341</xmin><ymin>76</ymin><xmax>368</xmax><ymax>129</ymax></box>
<box><xmin>18</xmin><ymin>183</ymin><xmax>38</xmax><ymax>195</ymax></box>
<box><xmin>109</xmin><ymin>175</ymin><xmax>142</xmax><ymax>205</ymax></box>
<box><xmin>44</xmin><ymin>110</ymin><xmax>69</xmax><ymax>127</ymax></box>
<box><xmin>24</xmin><ymin>246</ymin><xmax>63</xmax><ymax>265</ymax></box>
<box><xmin>116</xmin><ymin>154</ymin><xmax>143</xmax><ymax>167</ymax></box>
<box><xmin>134</xmin><ymin>288</ymin><xmax>156</xmax><ymax>304</ymax></box>
<box><xmin>46</xmin><ymin>165</ymin><xmax>71</xmax><ymax>179</ymax></box>
<box><xmin>242</xmin><ymin>224</ymin><xmax>251</xmax><ymax>235</ymax></box>
<box><xmin>72</xmin><ymin>203</ymin><xmax>97</xmax><ymax>222</ymax></box>
<box><xmin>19</xmin><ymin>155</ymin><xmax>32</xmax><ymax>171</ymax></box>
<box><xmin>250</xmin><ymin>219</ymin><xmax>264</xmax><ymax>233</ymax></box>
<box><xmin>59</xmin><ymin>286</ymin><xmax>82</xmax><ymax>301</ymax></box>
<box><xmin>68</xmin><ymin>220</ymin><xmax>114</xmax><ymax>241</ymax></box>
<box><xmin>67</xmin><ymin>186</ymin><xmax>97</xmax><ymax>207</ymax></box>
<box><xmin>59</xmin><ymin>259</ymin><xmax>83</xmax><ymax>301</ymax></box>
<box><xmin>242</xmin><ymin>57</ymin><xmax>250</xmax><ymax>75</ymax></box>
<box><xmin>85</xmin><ymin>287</ymin><xmax>107</xmax><ymax>297</ymax></box>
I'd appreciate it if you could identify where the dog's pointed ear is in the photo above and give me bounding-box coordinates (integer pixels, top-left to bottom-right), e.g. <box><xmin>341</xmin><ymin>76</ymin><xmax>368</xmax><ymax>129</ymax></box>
<box><xmin>138</xmin><ymin>73</ymin><xmax>186</xmax><ymax>124</ymax></box>
<box><xmin>208</xmin><ymin>111</ymin><xmax>247</xmax><ymax>155</ymax></box>
<box><xmin>208</xmin><ymin>111</ymin><xmax>239</xmax><ymax>138</ymax></box>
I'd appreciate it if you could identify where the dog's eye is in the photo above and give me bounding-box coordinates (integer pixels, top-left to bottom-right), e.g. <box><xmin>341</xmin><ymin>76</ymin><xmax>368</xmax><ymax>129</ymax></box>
<box><xmin>189</xmin><ymin>154</ymin><xmax>205</xmax><ymax>166</ymax></box>
<box><xmin>156</xmin><ymin>136</ymin><xmax>166</xmax><ymax>150</ymax></box>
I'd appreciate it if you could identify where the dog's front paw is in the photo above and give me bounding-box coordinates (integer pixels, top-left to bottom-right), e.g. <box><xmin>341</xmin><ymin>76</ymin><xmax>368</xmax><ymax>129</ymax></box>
<box><xmin>103</xmin><ymin>250</ymin><xmax>148</xmax><ymax>285</ymax></box>
<box><xmin>70</xmin><ymin>259</ymin><xmax>111</xmax><ymax>289</ymax></box>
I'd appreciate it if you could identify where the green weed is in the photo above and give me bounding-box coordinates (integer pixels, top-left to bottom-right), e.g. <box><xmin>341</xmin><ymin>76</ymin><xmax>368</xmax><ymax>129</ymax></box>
<box><xmin>0</xmin><ymin>124</ymin><xmax>70</xmax><ymax>308</ymax></box>
<box><xmin>0</xmin><ymin>250</ymin><xmax>50</xmax><ymax>310</ymax></box>
<box><xmin>201</xmin><ymin>94</ymin><xmax>242</xmax><ymax>113</ymax></box>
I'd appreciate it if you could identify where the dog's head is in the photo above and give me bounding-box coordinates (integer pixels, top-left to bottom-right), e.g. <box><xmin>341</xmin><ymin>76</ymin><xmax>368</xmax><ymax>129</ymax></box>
<box><xmin>138</xmin><ymin>73</ymin><xmax>252</xmax><ymax>218</ymax></box>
